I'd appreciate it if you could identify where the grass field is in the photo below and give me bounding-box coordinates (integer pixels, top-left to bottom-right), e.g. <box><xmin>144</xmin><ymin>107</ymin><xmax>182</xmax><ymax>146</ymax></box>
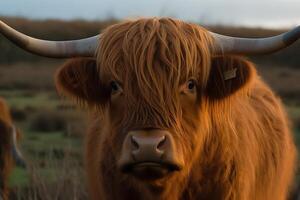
<box><xmin>2</xmin><ymin>87</ymin><xmax>87</xmax><ymax>199</ymax></box>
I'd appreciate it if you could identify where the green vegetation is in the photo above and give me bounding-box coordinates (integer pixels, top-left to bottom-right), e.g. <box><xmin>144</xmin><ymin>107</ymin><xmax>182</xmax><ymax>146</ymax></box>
<box><xmin>9</xmin><ymin>167</ymin><xmax>29</xmax><ymax>187</ymax></box>
<box><xmin>1</xmin><ymin>91</ymin><xmax>59</xmax><ymax>109</ymax></box>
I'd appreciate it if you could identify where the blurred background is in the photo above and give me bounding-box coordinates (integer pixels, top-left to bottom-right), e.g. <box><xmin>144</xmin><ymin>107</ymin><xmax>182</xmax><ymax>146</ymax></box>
<box><xmin>0</xmin><ymin>0</ymin><xmax>299</xmax><ymax>199</ymax></box>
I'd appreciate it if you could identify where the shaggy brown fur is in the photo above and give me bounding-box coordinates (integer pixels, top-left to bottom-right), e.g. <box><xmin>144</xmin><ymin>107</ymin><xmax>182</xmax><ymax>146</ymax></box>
<box><xmin>0</xmin><ymin>97</ymin><xmax>16</xmax><ymax>200</ymax></box>
<box><xmin>55</xmin><ymin>18</ymin><xmax>296</xmax><ymax>200</ymax></box>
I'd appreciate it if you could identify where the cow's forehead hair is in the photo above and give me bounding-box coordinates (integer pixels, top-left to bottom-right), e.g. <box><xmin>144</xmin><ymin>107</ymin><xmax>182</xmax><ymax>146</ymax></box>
<box><xmin>97</xmin><ymin>17</ymin><xmax>214</xmax><ymax>89</ymax></box>
<box><xmin>95</xmin><ymin>18</ymin><xmax>214</xmax><ymax>127</ymax></box>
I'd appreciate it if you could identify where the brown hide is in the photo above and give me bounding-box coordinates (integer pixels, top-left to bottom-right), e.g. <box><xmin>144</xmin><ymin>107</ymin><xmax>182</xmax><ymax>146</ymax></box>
<box><xmin>55</xmin><ymin>18</ymin><xmax>296</xmax><ymax>200</ymax></box>
<box><xmin>0</xmin><ymin>98</ymin><xmax>14</xmax><ymax>200</ymax></box>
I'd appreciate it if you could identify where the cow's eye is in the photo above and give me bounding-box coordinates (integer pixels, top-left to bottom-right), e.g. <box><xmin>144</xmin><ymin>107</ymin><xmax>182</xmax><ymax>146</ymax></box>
<box><xmin>186</xmin><ymin>79</ymin><xmax>196</xmax><ymax>93</ymax></box>
<box><xmin>110</xmin><ymin>81</ymin><xmax>122</xmax><ymax>95</ymax></box>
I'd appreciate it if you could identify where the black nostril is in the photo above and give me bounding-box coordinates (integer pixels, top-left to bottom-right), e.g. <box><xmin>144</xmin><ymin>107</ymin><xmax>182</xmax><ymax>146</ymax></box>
<box><xmin>131</xmin><ymin>136</ymin><xmax>139</xmax><ymax>150</ymax></box>
<box><xmin>157</xmin><ymin>135</ymin><xmax>166</xmax><ymax>150</ymax></box>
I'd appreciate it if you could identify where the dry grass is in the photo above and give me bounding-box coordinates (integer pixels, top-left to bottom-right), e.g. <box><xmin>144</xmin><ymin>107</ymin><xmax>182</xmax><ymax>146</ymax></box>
<box><xmin>0</xmin><ymin>61</ymin><xmax>62</xmax><ymax>90</ymax></box>
<box><xmin>10</xmin><ymin>149</ymin><xmax>88</xmax><ymax>200</ymax></box>
<box><xmin>0</xmin><ymin>17</ymin><xmax>117</xmax><ymax>40</ymax></box>
<box><xmin>257</xmin><ymin>64</ymin><xmax>300</xmax><ymax>103</ymax></box>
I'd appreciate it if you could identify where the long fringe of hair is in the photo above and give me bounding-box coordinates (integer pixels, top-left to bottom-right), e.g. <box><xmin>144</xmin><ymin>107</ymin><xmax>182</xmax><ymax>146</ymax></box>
<box><xmin>96</xmin><ymin>17</ymin><xmax>214</xmax><ymax>129</ymax></box>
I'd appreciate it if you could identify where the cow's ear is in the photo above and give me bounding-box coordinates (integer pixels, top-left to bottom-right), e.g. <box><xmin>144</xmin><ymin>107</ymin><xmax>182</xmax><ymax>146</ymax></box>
<box><xmin>55</xmin><ymin>58</ymin><xmax>107</xmax><ymax>105</ymax></box>
<box><xmin>205</xmin><ymin>56</ymin><xmax>256</xmax><ymax>99</ymax></box>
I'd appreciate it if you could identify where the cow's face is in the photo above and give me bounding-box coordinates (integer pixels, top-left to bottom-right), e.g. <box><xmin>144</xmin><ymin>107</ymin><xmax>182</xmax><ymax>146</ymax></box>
<box><xmin>55</xmin><ymin>18</ymin><xmax>255</xmax><ymax>192</ymax></box>
<box><xmin>100</xmin><ymin>59</ymin><xmax>207</xmax><ymax>182</ymax></box>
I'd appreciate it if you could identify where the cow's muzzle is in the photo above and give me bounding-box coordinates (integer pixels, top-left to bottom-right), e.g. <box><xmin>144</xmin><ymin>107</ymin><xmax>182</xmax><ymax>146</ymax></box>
<box><xmin>118</xmin><ymin>129</ymin><xmax>184</xmax><ymax>180</ymax></box>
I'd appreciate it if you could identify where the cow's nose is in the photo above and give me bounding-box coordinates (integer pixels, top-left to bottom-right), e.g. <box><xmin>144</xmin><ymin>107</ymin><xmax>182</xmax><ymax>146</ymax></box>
<box><xmin>118</xmin><ymin>129</ymin><xmax>184</xmax><ymax>179</ymax></box>
<box><xmin>130</xmin><ymin>131</ymin><xmax>166</xmax><ymax>161</ymax></box>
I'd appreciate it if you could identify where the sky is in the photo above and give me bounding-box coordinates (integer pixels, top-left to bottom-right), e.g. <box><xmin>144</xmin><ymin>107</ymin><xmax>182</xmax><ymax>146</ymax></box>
<box><xmin>1</xmin><ymin>0</ymin><xmax>300</xmax><ymax>28</ymax></box>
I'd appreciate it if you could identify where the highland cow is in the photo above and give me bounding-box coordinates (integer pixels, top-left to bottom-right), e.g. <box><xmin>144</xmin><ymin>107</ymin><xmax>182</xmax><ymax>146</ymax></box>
<box><xmin>0</xmin><ymin>18</ymin><xmax>299</xmax><ymax>200</ymax></box>
<box><xmin>0</xmin><ymin>98</ymin><xmax>25</xmax><ymax>200</ymax></box>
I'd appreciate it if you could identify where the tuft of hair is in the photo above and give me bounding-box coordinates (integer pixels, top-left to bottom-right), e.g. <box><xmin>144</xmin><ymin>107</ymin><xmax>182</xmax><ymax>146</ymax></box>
<box><xmin>97</xmin><ymin>17</ymin><xmax>214</xmax><ymax>128</ymax></box>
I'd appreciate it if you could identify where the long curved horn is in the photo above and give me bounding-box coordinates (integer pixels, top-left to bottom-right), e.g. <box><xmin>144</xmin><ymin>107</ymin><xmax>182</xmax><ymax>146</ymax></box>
<box><xmin>210</xmin><ymin>26</ymin><xmax>300</xmax><ymax>55</ymax></box>
<box><xmin>0</xmin><ymin>20</ymin><xmax>100</xmax><ymax>58</ymax></box>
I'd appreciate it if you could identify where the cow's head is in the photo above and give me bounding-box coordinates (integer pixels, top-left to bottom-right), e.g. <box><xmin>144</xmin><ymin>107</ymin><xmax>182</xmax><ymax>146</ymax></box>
<box><xmin>0</xmin><ymin>17</ymin><xmax>299</xmax><ymax>196</ymax></box>
<box><xmin>55</xmin><ymin>19</ymin><xmax>214</xmax><ymax>183</ymax></box>
<box><xmin>53</xmin><ymin>18</ymin><xmax>272</xmax><ymax>187</ymax></box>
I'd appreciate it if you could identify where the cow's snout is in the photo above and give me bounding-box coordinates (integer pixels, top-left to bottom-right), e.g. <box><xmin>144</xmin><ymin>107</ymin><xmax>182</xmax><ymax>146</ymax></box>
<box><xmin>118</xmin><ymin>129</ymin><xmax>184</xmax><ymax>180</ymax></box>
<box><xmin>131</xmin><ymin>131</ymin><xmax>166</xmax><ymax>161</ymax></box>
